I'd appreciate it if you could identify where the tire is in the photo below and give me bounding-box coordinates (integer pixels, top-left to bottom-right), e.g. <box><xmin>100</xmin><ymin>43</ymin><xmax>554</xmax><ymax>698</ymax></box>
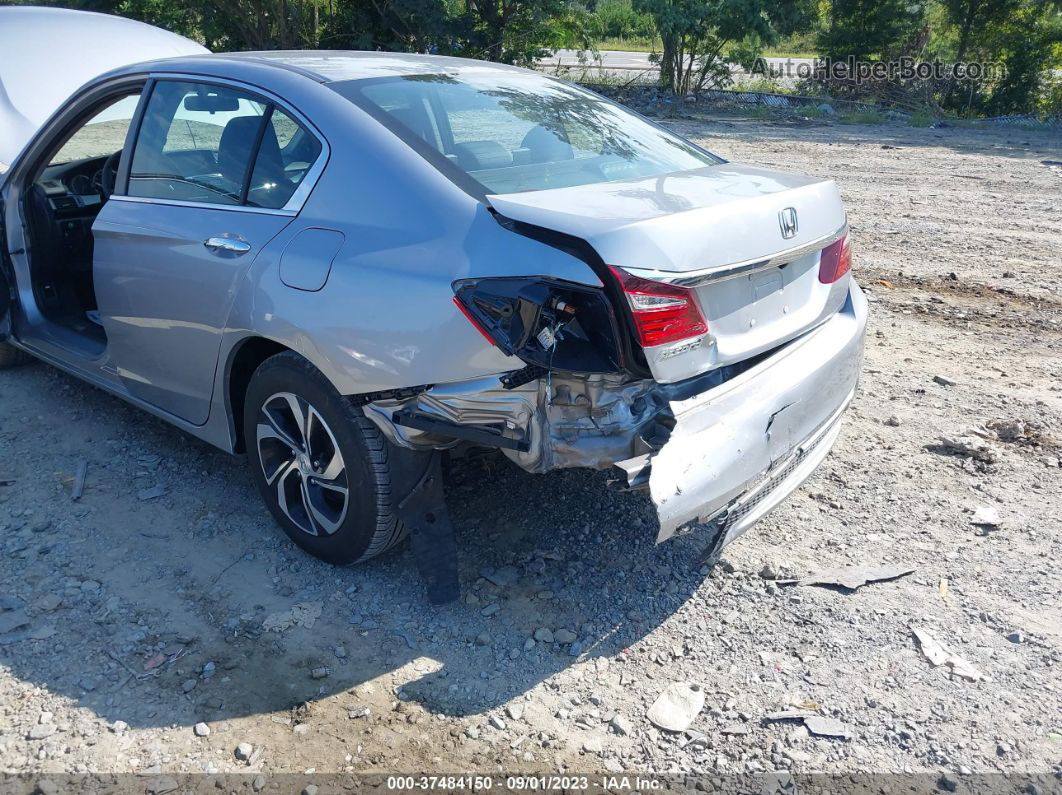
<box><xmin>0</xmin><ymin>342</ymin><xmax>34</xmax><ymax>369</ymax></box>
<box><xmin>243</xmin><ymin>351</ymin><xmax>424</xmax><ymax>565</ymax></box>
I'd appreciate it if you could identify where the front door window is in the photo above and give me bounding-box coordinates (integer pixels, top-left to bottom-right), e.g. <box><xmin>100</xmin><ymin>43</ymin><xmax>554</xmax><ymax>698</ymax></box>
<box><xmin>49</xmin><ymin>93</ymin><xmax>142</xmax><ymax>171</ymax></box>
<box><xmin>128</xmin><ymin>82</ymin><xmax>268</xmax><ymax>206</ymax></box>
<box><xmin>127</xmin><ymin>81</ymin><xmax>322</xmax><ymax>210</ymax></box>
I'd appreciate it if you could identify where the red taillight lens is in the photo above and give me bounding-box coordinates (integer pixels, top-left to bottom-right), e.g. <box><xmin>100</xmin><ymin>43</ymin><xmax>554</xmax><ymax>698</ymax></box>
<box><xmin>452</xmin><ymin>296</ymin><xmax>498</xmax><ymax>347</ymax></box>
<box><xmin>818</xmin><ymin>234</ymin><xmax>852</xmax><ymax>284</ymax></box>
<box><xmin>608</xmin><ymin>266</ymin><xmax>708</xmax><ymax>348</ymax></box>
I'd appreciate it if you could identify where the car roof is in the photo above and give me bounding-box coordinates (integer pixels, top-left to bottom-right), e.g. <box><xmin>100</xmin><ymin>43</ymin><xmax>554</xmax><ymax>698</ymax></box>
<box><xmin>134</xmin><ymin>50</ymin><xmax>535</xmax><ymax>84</ymax></box>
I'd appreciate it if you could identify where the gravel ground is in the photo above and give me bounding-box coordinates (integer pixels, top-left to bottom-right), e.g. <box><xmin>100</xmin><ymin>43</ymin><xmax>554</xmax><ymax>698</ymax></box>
<box><xmin>1</xmin><ymin>116</ymin><xmax>1060</xmax><ymax>788</ymax></box>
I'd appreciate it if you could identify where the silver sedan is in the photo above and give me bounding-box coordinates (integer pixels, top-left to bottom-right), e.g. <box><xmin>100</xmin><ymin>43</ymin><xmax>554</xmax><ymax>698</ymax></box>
<box><xmin>0</xmin><ymin>25</ymin><xmax>866</xmax><ymax>598</ymax></box>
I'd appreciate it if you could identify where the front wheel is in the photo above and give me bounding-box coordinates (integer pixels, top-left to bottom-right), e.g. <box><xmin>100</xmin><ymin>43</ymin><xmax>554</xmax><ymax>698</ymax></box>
<box><xmin>243</xmin><ymin>351</ymin><xmax>420</xmax><ymax>565</ymax></box>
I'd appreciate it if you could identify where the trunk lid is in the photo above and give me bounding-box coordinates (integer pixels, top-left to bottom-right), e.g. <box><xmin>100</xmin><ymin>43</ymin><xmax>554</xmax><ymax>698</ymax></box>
<box><xmin>0</xmin><ymin>6</ymin><xmax>208</xmax><ymax>172</ymax></box>
<box><xmin>488</xmin><ymin>163</ymin><xmax>850</xmax><ymax>383</ymax></box>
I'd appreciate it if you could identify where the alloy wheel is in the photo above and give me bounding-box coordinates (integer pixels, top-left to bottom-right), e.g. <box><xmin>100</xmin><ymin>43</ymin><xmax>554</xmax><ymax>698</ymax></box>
<box><xmin>256</xmin><ymin>392</ymin><xmax>349</xmax><ymax>536</ymax></box>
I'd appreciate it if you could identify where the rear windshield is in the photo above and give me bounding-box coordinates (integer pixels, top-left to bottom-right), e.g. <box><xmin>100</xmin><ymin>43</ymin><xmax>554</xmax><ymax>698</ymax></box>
<box><xmin>329</xmin><ymin>72</ymin><xmax>721</xmax><ymax>195</ymax></box>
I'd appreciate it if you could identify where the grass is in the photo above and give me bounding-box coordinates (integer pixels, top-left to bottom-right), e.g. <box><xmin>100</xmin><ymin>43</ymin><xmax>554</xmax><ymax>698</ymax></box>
<box><xmin>908</xmin><ymin>110</ymin><xmax>934</xmax><ymax>127</ymax></box>
<box><xmin>838</xmin><ymin>109</ymin><xmax>889</xmax><ymax>125</ymax></box>
<box><xmin>729</xmin><ymin>77</ymin><xmax>796</xmax><ymax>95</ymax></box>
<box><xmin>594</xmin><ymin>36</ymin><xmax>660</xmax><ymax>52</ymax></box>
<box><xmin>755</xmin><ymin>47</ymin><xmax>819</xmax><ymax>59</ymax></box>
<box><xmin>798</xmin><ymin>104</ymin><xmax>836</xmax><ymax>119</ymax></box>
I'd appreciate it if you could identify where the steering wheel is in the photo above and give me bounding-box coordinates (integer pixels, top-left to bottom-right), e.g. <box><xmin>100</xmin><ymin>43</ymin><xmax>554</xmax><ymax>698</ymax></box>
<box><xmin>100</xmin><ymin>150</ymin><xmax>123</xmax><ymax>199</ymax></box>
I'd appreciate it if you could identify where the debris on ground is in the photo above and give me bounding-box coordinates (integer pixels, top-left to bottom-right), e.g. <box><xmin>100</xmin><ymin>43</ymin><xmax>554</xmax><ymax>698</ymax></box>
<box><xmin>480</xmin><ymin>566</ymin><xmax>520</xmax><ymax>587</ymax></box>
<box><xmin>803</xmin><ymin>716</ymin><xmax>851</xmax><ymax>739</ymax></box>
<box><xmin>720</xmin><ymin>723</ymin><xmax>749</xmax><ymax>735</ymax></box>
<box><xmin>263</xmin><ymin>602</ymin><xmax>324</xmax><ymax>632</ymax></box>
<box><xmin>933</xmin><ymin>435</ymin><xmax>1000</xmax><ymax>466</ymax></box>
<box><xmin>137</xmin><ymin>484</ymin><xmax>166</xmax><ymax>501</ymax></box>
<box><xmin>912</xmin><ymin>627</ymin><xmax>984</xmax><ymax>682</ymax></box>
<box><xmin>0</xmin><ymin>608</ymin><xmax>30</xmax><ymax>635</ymax></box>
<box><xmin>764</xmin><ymin>709</ymin><xmax>818</xmax><ymax>722</ymax></box>
<box><xmin>970</xmin><ymin>505</ymin><xmax>1003</xmax><ymax>529</ymax></box>
<box><xmin>646</xmin><ymin>683</ymin><xmax>704</xmax><ymax>732</ymax></box>
<box><xmin>982</xmin><ymin>418</ymin><xmax>1056</xmax><ymax>449</ymax></box>
<box><xmin>781</xmin><ymin>564</ymin><xmax>917</xmax><ymax>590</ymax></box>
<box><xmin>71</xmin><ymin>459</ymin><xmax>88</xmax><ymax>500</ymax></box>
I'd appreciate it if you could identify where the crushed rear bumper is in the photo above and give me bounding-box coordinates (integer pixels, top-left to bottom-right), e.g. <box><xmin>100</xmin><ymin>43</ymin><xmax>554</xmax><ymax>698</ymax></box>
<box><xmin>618</xmin><ymin>281</ymin><xmax>868</xmax><ymax>545</ymax></box>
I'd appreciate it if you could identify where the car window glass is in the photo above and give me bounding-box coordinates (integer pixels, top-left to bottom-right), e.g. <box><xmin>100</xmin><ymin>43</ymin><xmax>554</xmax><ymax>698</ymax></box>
<box><xmin>50</xmin><ymin>94</ymin><xmax>142</xmax><ymax>166</ymax></box>
<box><xmin>359</xmin><ymin>85</ymin><xmax>444</xmax><ymax>152</ymax></box>
<box><xmin>128</xmin><ymin>81</ymin><xmax>267</xmax><ymax>206</ymax></box>
<box><xmin>339</xmin><ymin>73</ymin><xmax>720</xmax><ymax>194</ymax></box>
<box><xmin>245</xmin><ymin>108</ymin><xmax>322</xmax><ymax>210</ymax></box>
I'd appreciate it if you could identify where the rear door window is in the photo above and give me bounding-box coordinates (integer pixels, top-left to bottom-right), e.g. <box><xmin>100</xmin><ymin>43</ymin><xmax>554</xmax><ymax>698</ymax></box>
<box><xmin>127</xmin><ymin>81</ymin><xmax>322</xmax><ymax>209</ymax></box>
<box><xmin>247</xmin><ymin>108</ymin><xmax>322</xmax><ymax>209</ymax></box>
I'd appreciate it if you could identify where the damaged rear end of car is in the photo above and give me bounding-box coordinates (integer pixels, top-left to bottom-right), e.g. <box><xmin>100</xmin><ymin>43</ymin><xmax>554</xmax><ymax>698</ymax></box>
<box><xmin>335</xmin><ymin>67</ymin><xmax>868</xmax><ymax>552</ymax></box>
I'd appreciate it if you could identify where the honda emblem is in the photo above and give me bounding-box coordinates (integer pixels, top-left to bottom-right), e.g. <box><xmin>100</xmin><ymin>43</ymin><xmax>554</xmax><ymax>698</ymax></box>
<box><xmin>779</xmin><ymin>207</ymin><xmax>798</xmax><ymax>239</ymax></box>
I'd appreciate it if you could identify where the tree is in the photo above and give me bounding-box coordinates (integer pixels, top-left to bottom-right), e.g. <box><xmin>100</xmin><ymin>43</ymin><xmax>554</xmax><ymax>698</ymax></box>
<box><xmin>818</xmin><ymin>0</ymin><xmax>926</xmax><ymax>61</ymax></box>
<box><xmin>462</xmin><ymin>0</ymin><xmax>592</xmax><ymax>64</ymax></box>
<box><xmin>634</xmin><ymin>0</ymin><xmax>817</xmax><ymax>95</ymax></box>
<box><xmin>943</xmin><ymin>0</ymin><xmax>1023</xmax><ymax>104</ymax></box>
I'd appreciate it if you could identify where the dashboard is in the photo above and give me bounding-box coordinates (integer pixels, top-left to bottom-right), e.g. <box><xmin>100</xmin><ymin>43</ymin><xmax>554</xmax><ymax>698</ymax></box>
<box><xmin>38</xmin><ymin>155</ymin><xmax>109</xmax><ymax>212</ymax></box>
<box><xmin>34</xmin><ymin>155</ymin><xmax>112</xmax><ymax>258</ymax></box>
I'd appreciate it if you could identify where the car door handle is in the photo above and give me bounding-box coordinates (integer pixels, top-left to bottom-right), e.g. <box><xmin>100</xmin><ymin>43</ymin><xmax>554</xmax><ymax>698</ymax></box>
<box><xmin>203</xmin><ymin>236</ymin><xmax>251</xmax><ymax>254</ymax></box>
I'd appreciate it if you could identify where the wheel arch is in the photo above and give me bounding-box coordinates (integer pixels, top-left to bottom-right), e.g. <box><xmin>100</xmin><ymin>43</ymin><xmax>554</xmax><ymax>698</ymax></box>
<box><xmin>225</xmin><ymin>336</ymin><xmax>298</xmax><ymax>454</ymax></box>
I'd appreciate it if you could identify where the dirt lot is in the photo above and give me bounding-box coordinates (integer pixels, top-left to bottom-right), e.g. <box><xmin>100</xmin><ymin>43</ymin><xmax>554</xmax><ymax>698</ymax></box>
<box><xmin>1</xmin><ymin>116</ymin><xmax>1060</xmax><ymax>789</ymax></box>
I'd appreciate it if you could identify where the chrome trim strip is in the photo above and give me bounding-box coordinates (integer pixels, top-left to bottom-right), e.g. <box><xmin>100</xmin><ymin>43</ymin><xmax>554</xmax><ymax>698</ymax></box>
<box><xmin>108</xmin><ymin>194</ymin><xmax>296</xmax><ymax>217</ymax></box>
<box><xmin>624</xmin><ymin>223</ymin><xmax>848</xmax><ymax>287</ymax></box>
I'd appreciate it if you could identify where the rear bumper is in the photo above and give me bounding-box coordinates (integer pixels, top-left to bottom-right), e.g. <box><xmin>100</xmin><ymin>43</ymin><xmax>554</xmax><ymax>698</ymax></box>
<box><xmin>624</xmin><ymin>280</ymin><xmax>868</xmax><ymax>545</ymax></box>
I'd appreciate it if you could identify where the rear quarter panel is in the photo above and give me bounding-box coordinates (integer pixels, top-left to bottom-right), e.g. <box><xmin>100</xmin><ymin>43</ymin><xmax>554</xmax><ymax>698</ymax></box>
<box><xmin>219</xmin><ymin>81</ymin><xmax>604</xmax><ymax>400</ymax></box>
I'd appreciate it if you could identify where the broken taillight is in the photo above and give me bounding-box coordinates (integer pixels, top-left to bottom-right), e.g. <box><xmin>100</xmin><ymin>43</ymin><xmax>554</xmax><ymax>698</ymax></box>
<box><xmin>818</xmin><ymin>234</ymin><xmax>852</xmax><ymax>284</ymax></box>
<box><xmin>452</xmin><ymin>277</ymin><xmax>624</xmax><ymax>373</ymax></box>
<box><xmin>608</xmin><ymin>266</ymin><xmax>708</xmax><ymax>348</ymax></box>
<box><xmin>452</xmin><ymin>296</ymin><xmax>498</xmax><ymax>348</ymax></box>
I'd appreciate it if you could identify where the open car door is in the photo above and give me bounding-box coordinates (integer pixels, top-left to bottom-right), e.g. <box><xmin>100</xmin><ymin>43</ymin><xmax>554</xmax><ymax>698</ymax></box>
<box><xmin>0</xmin><ymin>192</ymin><xmax>12</xmax><ymax>340</ymax></box>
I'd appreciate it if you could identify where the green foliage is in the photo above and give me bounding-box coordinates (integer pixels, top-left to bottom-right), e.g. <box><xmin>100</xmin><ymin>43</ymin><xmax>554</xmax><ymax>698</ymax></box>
<box><xmin>908</xmin><ymin>109</ymin><xmax>935</xmax><ymax>125</ymax></box>
<box><xmin>818</xmin><ymin>0</ymin><xmax>925</xmax><ymax>60</ymax></box>
<box><xmin>594</xmin><ymin>36</ymin><xmax>662</xmax><ymax>51</ymax></box>
<box><xmin>837</xmin><ymin>107</ymin><xmax>888</xmax><ymax>123</ymax></box>
<box><xmin>588</xmin><ymin>0</ymin><xmax>656</xmax><ymax>41</ymax></box>
<box><xmin>1040</xmin><ymin>73</ymin><xmax>1062</xmax><ymax>119</ymax></box>
<box><xmin>15</xmin><ymin>0</ymin><xmax>1061</xmax><ymax>118</ymax></box>
<box><xmin>14</xmin><ymin>0</ymin><xmax>589</xmax><ymax>64</ymax></box>
<box><xmin>935</xmin><ymin>0</ymin><xmax>1062</xmax><ymax>116</ymax></box>
<box><xmin>731</xmin><ymin>76</ymin><xmax>797</xmax><ymax>94</ymax></box>
<box><xmin>633</xmin><ymin>0</ymin><xmax>818</xmax><ymax>94</ymax></box>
